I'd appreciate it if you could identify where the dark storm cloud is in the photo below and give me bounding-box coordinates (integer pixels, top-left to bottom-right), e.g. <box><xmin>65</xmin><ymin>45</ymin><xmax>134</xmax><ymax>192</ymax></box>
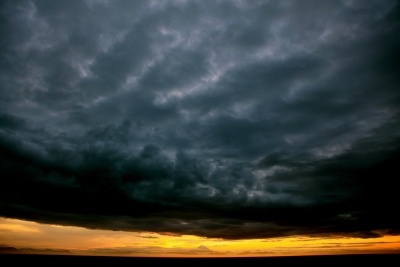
<box><xmin>1</xmin><ymin>0</ymin><xmax>400</xmax><ymax>239</ymax></box>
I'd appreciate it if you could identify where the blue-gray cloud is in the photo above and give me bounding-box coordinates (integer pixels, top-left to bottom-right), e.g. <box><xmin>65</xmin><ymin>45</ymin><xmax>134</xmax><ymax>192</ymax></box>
<box><xmin>0</xmin><ymin>0</ymin><xmax>400</xmax><ymax>239</ymax></box>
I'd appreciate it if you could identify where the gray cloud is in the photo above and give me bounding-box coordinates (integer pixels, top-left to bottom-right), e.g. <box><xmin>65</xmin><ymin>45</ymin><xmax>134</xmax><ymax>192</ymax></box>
<box><xmin>0</xmin><ymin>0</ymin><xmax>400</xmax><ymax>240</ymax></box>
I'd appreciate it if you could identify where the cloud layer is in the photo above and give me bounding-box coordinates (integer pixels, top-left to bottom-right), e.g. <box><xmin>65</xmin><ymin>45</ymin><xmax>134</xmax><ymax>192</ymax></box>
<box><xmin>1</xmin><ymin>0</ymin><xmax>400</xmax><ymax>239</ymax></box>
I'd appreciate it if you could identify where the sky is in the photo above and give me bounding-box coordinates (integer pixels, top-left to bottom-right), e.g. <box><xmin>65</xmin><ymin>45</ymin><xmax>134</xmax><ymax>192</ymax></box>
<box><xmin>1</xmin><ymin>0</ymin><xmax>400</xmax><ymax>256</ymax></box>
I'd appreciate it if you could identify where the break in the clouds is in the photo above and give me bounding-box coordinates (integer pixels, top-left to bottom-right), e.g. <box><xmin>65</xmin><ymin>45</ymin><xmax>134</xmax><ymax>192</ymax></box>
<box><xmin>1</xmin><ymin>0</ymin><xmax>400</xmax><ymax>240</ymax></box>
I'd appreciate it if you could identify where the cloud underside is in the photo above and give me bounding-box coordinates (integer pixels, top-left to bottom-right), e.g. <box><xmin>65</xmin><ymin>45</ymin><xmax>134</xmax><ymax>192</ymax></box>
<box><xmin>1</xmin><ymin>0</ymin><xmax>400</xmax><ymax>240</ymax></box>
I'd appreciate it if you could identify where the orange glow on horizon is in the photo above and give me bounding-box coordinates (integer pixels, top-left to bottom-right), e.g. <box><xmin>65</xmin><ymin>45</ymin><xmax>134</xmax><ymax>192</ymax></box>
<box><xmin>1</xmin><ymin>217</ymin><xmax>400</xmax><ymax>257</ymax></box>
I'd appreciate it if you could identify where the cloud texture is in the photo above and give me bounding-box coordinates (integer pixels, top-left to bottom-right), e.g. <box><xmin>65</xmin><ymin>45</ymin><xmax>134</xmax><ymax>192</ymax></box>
<box><xmin>1</xmin><ymin>0</ymin><xmax>400</xmax><ymax>239</ymax></box>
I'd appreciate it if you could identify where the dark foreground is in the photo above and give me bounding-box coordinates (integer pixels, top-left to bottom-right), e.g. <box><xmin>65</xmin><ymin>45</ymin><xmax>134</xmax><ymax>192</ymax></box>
<box><xmin>1</xmin><ymin>254</ymin><xmax>399</xmax><ymax>265</ymax></box>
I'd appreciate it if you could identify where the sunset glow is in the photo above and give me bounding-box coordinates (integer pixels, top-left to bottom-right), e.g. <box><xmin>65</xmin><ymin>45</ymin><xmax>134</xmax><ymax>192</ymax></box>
<box><xmin>1</xmin><ymin>218</ymin><xmax>399</xmax><ymax>257</ymax></box>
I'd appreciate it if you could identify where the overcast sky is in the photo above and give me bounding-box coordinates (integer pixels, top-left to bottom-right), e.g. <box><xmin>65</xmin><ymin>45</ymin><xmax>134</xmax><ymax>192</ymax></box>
<box><xmin>1</xmin><ymin>0</ymin><xmax>400</xmax><ymax>240</ymax></box>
